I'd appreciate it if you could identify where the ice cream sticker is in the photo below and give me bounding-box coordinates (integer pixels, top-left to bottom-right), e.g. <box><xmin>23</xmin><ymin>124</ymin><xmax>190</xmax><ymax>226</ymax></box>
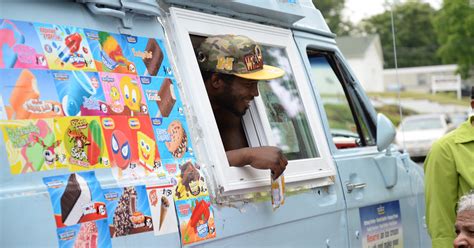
<box><xmin>0</xmin><ymin>19</ymin><xmax>48</xmax><ymax>69</ymax></box>
<box><xmin>54</xmin><ymin>116</ymin><xmax>109</xmax><ymax>171</ymax></box>
<box><xmin>0</xmin><ymin>118</ymin><xmax>63</xmax><ymax>174</ymax></box>
<box><xmin>174</xmin><ymin>159</ymin><xmax>208</xmax><ymax>201</ymax></box>
<box><xmin>175</xmin><ymin>195</ymin><xmax>216</xmax><ymax>245</ymax></box>
<box><xmin>140</xmin><ymin>76</ymin><xmax>185</xmax><ymax>120</ymax></box>
<box><xmin>43</xmin><ymin>171</ymin><xmax>108</xmax><ymax>228</ymax></box>
<box><xmin>34</xmin><ymin>23</ymin><xmax>95</xmax><ymax>71</ymax></box>
<box><xmin>56</xmin><ymin>219</ymin><xmax>112</xmax><ymax>248</ymax></box>
<box><xmin>146</xmin><ymin>184</ymin><xmax>179</xmax><ymax>236</ymax></box>
<box><xmin>103</xmin><ymin>185</ymin><xmax>154</xmax><ymax>237</ymax></box>
<box><xmin>0</xmin><ymin>69</ymin><xmax>64</xmax><ymax>120</ymax></box>
<box><xmin>153</xmin><ymin>117</ymin><xmax>194</xmax><ymax>162</ymax></box>
<box><xmin>52</xmin><ymin>70</ymin><xmax>108</xmax><ymax>116</ymax></box>
<box><xmin>85</xmin><ymin>29</ymin><xmax>136</xmax><ymax>74</ymax></box>
<box><xmin>101</xmin><ymin>116</ymin><xmax>162</xmax><ymax>184</ymax></box>
<box><xmin>99</xmin><ymin>72</ymin><xmax>148</xmax><ymax>116</ymax></box>
<box><xmin>126</xmin><ymin>36</ymin><xmax>173</xmax><ymax>77</ymax></box>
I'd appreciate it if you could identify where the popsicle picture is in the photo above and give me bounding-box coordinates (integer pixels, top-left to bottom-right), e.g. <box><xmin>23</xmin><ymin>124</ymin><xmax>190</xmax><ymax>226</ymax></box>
<box><xmin>85</xmin><ymin>29</ymin><xmax>136</xmax><ymax>74</ymax></box>
<box><xmin>35</xmin><ymin>23</ymin><xmax>96</xmax><ymax>71</ymax></box>
<box><xmin>0</xmin><ymin>69</ymin><xmax>63</xmax><ymax>120</ymax></box>
<box><xmin>0</xmin><ymin>19</ymin><xmax>48</xmax><ymax>69</ymax></box>
<box><xmin>52</xmin><ymin>70</ymin><xmax>107</xmax><ymax>116</ymax></box>
<box><xmin>0</xmin><ymin>118</ymin><xmax>62</xmax><ymax>174</ymax></box>
<box><xmin>55</xmin><ymin>116</ymin><xmax>109</xmax><ymax>171</ymax></box>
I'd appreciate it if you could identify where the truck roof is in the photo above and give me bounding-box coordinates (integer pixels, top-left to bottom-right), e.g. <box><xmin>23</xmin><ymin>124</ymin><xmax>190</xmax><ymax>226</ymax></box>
<box><xmin>163</xmin><ymin>0</ymin><xmax>334</xmax><ymax>37</ymax></box>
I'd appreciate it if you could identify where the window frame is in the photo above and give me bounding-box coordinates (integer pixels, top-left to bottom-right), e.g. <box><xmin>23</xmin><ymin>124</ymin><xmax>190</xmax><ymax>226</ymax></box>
<box><xmin>169</xmin><ymin>7</ymin><xmax>336</xmax><ymax>195</ymax></box>
<box><xmin>306</xmin><ymin>48</ymin><xmax>377</xmax><ymax>149</ymax></box>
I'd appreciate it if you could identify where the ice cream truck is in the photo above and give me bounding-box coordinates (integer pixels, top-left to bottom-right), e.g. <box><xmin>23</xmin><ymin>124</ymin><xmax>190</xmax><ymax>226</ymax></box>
<box><xmin>0</xmin><ymin>0</ymin><xmax>430</xmax><ymax>247</ymax></box>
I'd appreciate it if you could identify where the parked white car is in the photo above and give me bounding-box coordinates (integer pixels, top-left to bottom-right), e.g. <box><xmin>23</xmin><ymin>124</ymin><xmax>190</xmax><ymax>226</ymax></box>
<box><xmin>396</xmin><ymin>114</ymin><xmax>451</xmax><ymax>158</ymax></box>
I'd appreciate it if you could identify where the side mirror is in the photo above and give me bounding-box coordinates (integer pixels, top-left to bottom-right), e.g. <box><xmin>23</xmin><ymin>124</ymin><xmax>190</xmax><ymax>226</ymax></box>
<box><xmin>376</xmin><ymin>113</ymin><xmax>396</xmax><ymax>152</ymax></box>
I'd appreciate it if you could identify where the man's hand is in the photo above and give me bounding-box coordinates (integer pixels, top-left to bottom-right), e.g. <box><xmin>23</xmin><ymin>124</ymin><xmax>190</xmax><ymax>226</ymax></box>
<box><xmin>226</xmin><ymin>146</ymin><xmax>288</xmax><ymax>179</ymax></box>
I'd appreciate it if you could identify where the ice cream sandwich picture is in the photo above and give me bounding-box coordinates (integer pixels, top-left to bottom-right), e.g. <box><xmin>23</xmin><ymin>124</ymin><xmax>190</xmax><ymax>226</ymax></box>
<box><xmin>43</xmin><ymin>171</ymin><xmax>108</xmax><ymax>228</ymax></box>
<box><xmin>142</xmin><ymin>39</ymin><xmax>163</xmax><ymax>76</ymax></box>
<box><xmin>165</xmin><ymin>120</ymin><xmax>187</xmax><ymax>159</ymax></box>
<box><xmin>61</xmin><ymin>173</ymin><xmax>92</xmax><ymax>226</ymax></box>
<box><xmin>157</xmin><ymin>78</ymin><xmax>176</xmax><ymax>118</ymax></box>
<box><xmin>127</xmin><ymin>37</ymin><xmax>170</xmax><ymax>77</ymax></box>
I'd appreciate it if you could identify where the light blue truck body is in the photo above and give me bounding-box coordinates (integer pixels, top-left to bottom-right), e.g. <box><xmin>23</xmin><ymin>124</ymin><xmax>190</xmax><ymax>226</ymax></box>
<box><xmin>0</xmin><ymin>1</ymin><xmax>430</xmax><ymax>247</ymax></box>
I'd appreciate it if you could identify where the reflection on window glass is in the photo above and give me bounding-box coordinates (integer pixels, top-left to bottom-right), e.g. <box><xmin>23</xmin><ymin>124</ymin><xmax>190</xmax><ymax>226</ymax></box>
<box><xmin>259</xmin><ymin>45</ymin><xmax>318</xmax><ymax>160</ymax></box>
<box><xmin>308</xmin><ymin>55</ymin><xmax>361</xmax><ymax>149</ymax></box>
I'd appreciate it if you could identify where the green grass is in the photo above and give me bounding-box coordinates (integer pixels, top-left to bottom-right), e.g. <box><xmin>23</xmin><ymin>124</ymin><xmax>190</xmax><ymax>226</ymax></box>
<box><xmin>368</xmin><ymin>91</ymin><xmax>470</xmax><ymax>106</ymax></box>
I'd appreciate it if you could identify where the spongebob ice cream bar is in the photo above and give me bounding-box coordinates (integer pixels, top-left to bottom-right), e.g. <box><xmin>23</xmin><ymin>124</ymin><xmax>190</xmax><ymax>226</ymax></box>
<box><xmin>137</xmin><ymin>131</ymin><xmax>156</xmax><ymax>171</ymax></box>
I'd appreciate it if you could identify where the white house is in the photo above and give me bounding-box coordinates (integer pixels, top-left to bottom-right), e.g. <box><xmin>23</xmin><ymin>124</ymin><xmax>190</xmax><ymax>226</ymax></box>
<box><xmin>383</xmin><ymin>64</ymin><xmax>462</xmax><ymax>97</ymax></box>
<box><xmin>335</xmin><ymin>35</ymin><xmax>384</xmax><ymax>92</ymax></box>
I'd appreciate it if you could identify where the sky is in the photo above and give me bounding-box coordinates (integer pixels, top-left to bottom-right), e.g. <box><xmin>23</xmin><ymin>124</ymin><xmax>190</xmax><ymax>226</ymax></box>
<box><xmin>343</xmin><ymin>0</ymin><xmax>443</xmax><ymax>23</ymax></box>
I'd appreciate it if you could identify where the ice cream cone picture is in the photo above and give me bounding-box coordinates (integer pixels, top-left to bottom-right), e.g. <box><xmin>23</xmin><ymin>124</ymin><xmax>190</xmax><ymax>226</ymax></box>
<box><xmin>145</xmin><ymin>185</ymin><xmax>178</xmax><ymax>236</ymax></box>
<box><xmin>159</xmin><ymin>196</ymin><xmax>169</xmax><ymax>230</ymax></box>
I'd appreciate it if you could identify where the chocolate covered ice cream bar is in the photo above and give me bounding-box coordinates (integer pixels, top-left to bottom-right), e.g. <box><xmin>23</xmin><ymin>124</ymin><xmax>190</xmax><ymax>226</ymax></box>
<box><xmin>143</xmin><ymin>39</ymin><xmax>163</xmax><ymax>76</ymax></box>
<box><xmin>157</xmin><ymin>78</ymin><xmax>176</xmax><ymax>117</ymax></box>
<box><xmin>61</xmin><ymin>173</ymin><xmax>92</xmax><ymax>226</ymax></box>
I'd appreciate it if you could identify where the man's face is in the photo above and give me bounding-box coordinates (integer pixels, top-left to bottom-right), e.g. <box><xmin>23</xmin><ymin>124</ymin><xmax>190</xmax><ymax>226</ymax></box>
<box><xmin>217</xmin><ymin>76</ymin><xmax>260</xmax><ymax>116</ymax></box>
<box><xmin>454</xmin><ymin>210</ymin><xmax>474</xmax><ymax>247</ymax></box>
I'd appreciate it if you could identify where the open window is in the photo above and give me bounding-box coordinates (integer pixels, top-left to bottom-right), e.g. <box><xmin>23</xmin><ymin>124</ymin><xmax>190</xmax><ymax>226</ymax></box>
<box><xmin>306</xmin><ymin>50</ymin><xmax>376</xmax><ymax>149</ymax></box>
<box><xmin>169</xmin><ymin>8</ymin><xmax>336</xmax><ymax>195</ymax></box>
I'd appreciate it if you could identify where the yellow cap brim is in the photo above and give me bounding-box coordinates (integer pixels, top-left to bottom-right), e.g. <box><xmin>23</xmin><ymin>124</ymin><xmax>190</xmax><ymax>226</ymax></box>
<box><xmin>233</xmin><ymin>65</ymin><xmax>285</xmax><ymax>80</ymax></box>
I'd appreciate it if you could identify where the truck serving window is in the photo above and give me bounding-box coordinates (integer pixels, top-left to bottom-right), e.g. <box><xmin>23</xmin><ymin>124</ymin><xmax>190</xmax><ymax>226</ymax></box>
<box><xmin>306</xmin><ymin>50</ymin><xmax>376</xmax><ymax>149</ymax></box>
<box><xmin>171</xmin><ymin>8</ymin><xmax>336</xmax><ymax>195</ymax></box>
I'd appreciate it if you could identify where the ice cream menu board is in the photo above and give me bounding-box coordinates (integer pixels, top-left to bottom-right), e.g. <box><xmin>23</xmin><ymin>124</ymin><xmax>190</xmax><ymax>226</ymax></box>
<box><xmin>1</xmin><ymin>18</ymin><xmax>217</xmax><ymax>246</ymax></box>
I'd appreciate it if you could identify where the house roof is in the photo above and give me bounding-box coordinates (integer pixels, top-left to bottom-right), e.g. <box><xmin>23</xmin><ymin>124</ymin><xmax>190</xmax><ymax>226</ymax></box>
<box><xmin>335</xmin><ymin>35</ymin><xmax>380</xmax><ymax>58</ymax></box>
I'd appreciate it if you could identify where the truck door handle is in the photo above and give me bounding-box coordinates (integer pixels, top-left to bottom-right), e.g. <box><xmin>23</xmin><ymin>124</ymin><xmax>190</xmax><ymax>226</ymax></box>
<box><xmin>346</xmin><ymin>182</ymin><xmax>367</xmax><ymax>193</ymax></box>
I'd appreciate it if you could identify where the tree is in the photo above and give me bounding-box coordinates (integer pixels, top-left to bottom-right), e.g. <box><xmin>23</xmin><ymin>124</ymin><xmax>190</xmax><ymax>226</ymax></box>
<box><xmin>361</xmin><ymin>0</ymin><xmax>441</xmax><ymax>68</ymax></box>
<box><xmin>314</xmin><ymin>0</ymin><xmax>354</xmax><ymax>36</ymax></box>
<box><xmin>434</xmin><ymin>0</ymin><xmax>474</xmax><ymax>79</ymax></box>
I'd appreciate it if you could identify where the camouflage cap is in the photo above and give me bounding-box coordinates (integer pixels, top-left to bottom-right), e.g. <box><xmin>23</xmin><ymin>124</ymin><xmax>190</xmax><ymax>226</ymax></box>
<box><xmin>196</xmin><ymin>34</ymin><xmax>285</xmax><ymax>80</ymax></box>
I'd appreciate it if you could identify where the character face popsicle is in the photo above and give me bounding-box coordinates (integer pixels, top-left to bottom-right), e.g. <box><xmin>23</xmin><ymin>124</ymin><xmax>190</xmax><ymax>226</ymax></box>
<box><xmin>119</xmin><ymin>76</ymin><xmax>141</xmax><ymax>112</ymax></box>
<box><xmin>111</xmin><ymin>130</ymin><xmax>130</xmax><ymax>170</ymax></box>
<box><xmin>137</xmin><ymin>131</ymin><xmax>156</xmax><ymax>170</ymax></box>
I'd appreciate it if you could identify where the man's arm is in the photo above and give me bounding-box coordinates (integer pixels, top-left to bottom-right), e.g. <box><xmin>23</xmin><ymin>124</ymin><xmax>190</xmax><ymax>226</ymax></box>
<box><xmin>424</xmin><ymin>139</ymin><xmax>458</xmax><ymax>248</ymax></box>
<box><xmin>226</xmin><ymin>146</ymin><xmax>288</xmax><ymax>179</ymax></box>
